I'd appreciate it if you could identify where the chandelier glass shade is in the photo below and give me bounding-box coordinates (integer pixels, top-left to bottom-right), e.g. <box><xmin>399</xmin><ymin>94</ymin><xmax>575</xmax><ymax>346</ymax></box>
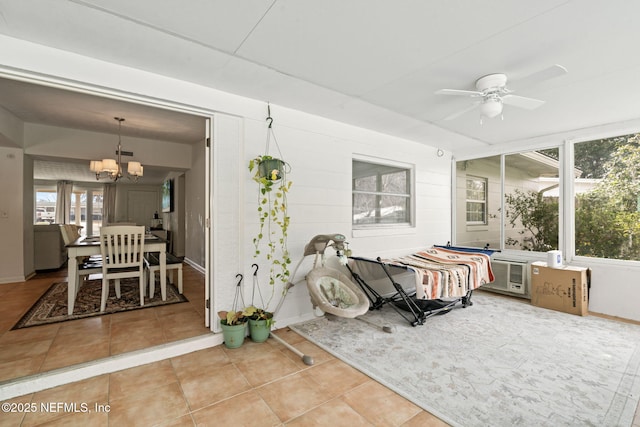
<box><xmin>90</xmin><ymin>117</ymin><xmax>143</xmax><ymax>182</ymax></box>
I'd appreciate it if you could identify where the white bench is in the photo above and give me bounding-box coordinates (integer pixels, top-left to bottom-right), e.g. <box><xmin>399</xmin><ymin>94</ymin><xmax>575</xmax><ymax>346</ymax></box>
<box><xmin>143</xmin><ymin>252</ymin><xmax>183</xmax><ymax>299</ymax></box>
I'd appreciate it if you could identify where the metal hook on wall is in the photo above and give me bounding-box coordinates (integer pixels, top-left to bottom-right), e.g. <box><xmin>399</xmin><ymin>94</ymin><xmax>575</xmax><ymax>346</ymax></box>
<box><xmin>266</xmin><ymin>103</ymin><xmax>273</xmax><ymax>128</ymax></box>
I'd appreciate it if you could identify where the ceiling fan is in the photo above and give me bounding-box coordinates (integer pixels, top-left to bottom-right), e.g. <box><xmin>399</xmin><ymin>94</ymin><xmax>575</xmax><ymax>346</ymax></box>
<box><xmin>436</xmin><ymin>64</ymin><xmax>568</xmax><ymax>122</ymax></box>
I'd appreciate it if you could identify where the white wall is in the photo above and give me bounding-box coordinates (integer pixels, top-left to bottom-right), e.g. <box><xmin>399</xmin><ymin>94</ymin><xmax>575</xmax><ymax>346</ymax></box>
<box><xmin>0</xmin><ymin>147</ymin><xmax>26</xmax><ymax>282</ymax></box>
<box><xmin>1</xmin><ymin>34</ymin><xmax>638</xmax><ymax>323</ymax></box>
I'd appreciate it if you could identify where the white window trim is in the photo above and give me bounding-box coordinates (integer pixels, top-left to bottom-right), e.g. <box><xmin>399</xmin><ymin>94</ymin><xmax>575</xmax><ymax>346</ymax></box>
<box><xmin>352</xmin><ymin>154</ymin><xmax>415</xmax><ymax>231</ymax></box>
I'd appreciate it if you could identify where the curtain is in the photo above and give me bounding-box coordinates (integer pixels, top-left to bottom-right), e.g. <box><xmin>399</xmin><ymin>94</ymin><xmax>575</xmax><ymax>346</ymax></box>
<box><xmin>103</xmin><ymin>183</ymin><xmax>117</xmax><ymax>226</ymax></box>
<box><xmin>55</xmin><ymin>181</ymin><xmax>73</xmax><ymax>224</ymax></box>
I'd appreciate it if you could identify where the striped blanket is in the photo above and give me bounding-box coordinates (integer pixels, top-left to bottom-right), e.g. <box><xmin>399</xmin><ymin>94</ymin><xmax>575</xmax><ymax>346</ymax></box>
<box><xmin>384</xmin><ymin>247</ymin><xmax>494</xmax><ymax>300</ymax></box>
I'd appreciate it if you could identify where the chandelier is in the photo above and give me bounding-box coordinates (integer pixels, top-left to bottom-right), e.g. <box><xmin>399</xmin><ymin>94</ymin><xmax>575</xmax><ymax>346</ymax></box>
<box><xmin>89</xmin><ymin>117</ymin><xmax>143</xmax><ymax>182</ymax></box>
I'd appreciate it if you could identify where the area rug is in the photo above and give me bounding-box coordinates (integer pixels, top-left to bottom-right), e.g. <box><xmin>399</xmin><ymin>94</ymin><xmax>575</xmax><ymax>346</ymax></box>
<box><xmin>13</xmin><ymin>278</ymin><xmax>188</xmax><ymax>329</ymax></box>
<box><xmin>290</xmin><ymin>292</ymin><xmax>640</xmax><ymax>427</ymax></box>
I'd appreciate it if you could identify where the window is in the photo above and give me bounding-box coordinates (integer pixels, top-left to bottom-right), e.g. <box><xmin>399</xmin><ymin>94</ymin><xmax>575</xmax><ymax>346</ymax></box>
<box><xmin>465</xmin><ymin>177</ymin><xmax>487</xmax><ymax>224</ymax></box>
<box><xmin>504</xmin><ymin>150</ymin><xmax>559</xmax><ymax>252</ymax></box>
<box><xmin>352</xmin><ymin>159</ymin><xmax>412</xmax><ymax>227</ymax></box>
<box><xmin>574</xmin><ymin>132</ymin><xmax>640</xmax><ymax>261</ymax></box>
<box><xmin>34</xmin><ymin>185</ymin><xmax>103</xmax><ymax>236</ymax></box>
<box><xmin>455</xmin><ymin>156</ymin><xmax>500</xmax><ymax>248</ymax></box>
<box><xmin>455</xmin><ymin>150</ymin><xmax>560</xmax><ymax>253</ymax></box>
<box><xmin>35</xmin><ymin>189</ymin><xmax>56</xmax><ymax>224</ymax></box>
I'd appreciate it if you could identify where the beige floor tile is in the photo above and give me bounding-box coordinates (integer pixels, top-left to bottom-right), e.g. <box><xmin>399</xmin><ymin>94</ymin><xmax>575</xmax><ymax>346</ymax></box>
<box><xmin>33</xmin><ymin>409</ymin><xmax>109</xmax><ymax>426</ymax></box>
<box><xmin>0</xmin><ymin>395</ymin><xmax>32</xmax><ymax>427</ymax></box>
<box><xmin>22</xmin><ymin>375</ymin><xmax>109</xmax><ymax>427</ymax></box>
<box><xmin>39</xmin><ymin>340</ymin><xmax>111</xmax><ymax>372</ymax></box>
<box><xmin>109</xmin><ymin>306</ymin><xmax>158</xmax><ymax>325</ymax></box>
<box><xmin>47</xmin><ymin>325</ymin><xmax>109</xmax><ymax>349</ymax></box>
<box><xmin>109</xmin><ymin>318</ymin><xmax>165</xmax><ymax>344</ymax></box>
<box><xmin>109</xmin><ymin>359</ymin><xmax>178</xmax><ymax>399</ymax></box>
<box><xmin>276</xmin><ymin>339</ymin><xmax>335</xmax><ymax>369</ymax></box>
<box><xmin>0</xmin><ymin>338</ymin><xmax>53</xmax><ymax>363</ymax></box>
<box><xmin>221</xmin><ymin>338</ymin><xmax>279</xmax><ymax>363</ymax></box>
<box><xmin>285</xmin><ymin>397</ymin><xmax>374</xmax><ymax>427</ymax></box>
<box><xmin>107</xmin><ymin>382</ymin><xmax>190</xmax><ymax>426</ymax></box>
<box><xmin>55</xmin><ymin>316</ymin><xmax>111</xmax><ymax>337</ymax></box>
<box><xmin>234</xmin><ymin>348</ymin><xmax>301</xmax><ymax>387</ymax></box>
<box><xmin>270</xmin><ymin>327</ymin><xmax>307</xmax><ymax>345</ymax></box>
<box><xmin>256</xmin><ymin>372</ymin><xmax>332</xmax><ymax>422</ymax></box>
<box><xmin>0</xmin><ymin>323</ymin><xmax>60</xmax><ymax>345</ymax></box>
<box><xmin>155</xmin><ymin>414</ymin><xmax>196</xmax><ymax>427</ymax></box>
<box><xmin>191</xmin><ymin>390</ymin><xmax>281</xmax><ymax>426</ymax></box>
<box><xmin>170</xmin><ymin>346</ymin><xmax>231</xmax><ymax>381</ymax></box>
<box><xmin>153</xmin><ymin>301</ymin><xmax>198</xmax><ymax>317</ymax></box>
<box><xmin>179</xmin><ymin>363</ymin><xmax>252</xmax><ymax>411</ymax></box>
<box><xmin>0</xmin><ymin>354</ymin><xmax>46</xmax><ymax>381</ymax></box>
<box><xmin>400</xmin><ymin>410</ymin><xmax>451</xmax><ymax>427</ymax></box>
<box><xmin>109</xmin><ymin>329</ymin><xmax>168</xmax><ymax>355</ymax></box>
<box><xmin>162</xmin><ymin>322</ymin><xmax>209</xmax><ymax>342</ymax></box>
<box><xmin>303</xmin><ymin>359</ymin><xmax>369</xmax><ymax>397</ymax></box>
<box><xmin>343</xmin><ymin>380</ymin><xmax>422</xmax><ymax>427</ymax></box>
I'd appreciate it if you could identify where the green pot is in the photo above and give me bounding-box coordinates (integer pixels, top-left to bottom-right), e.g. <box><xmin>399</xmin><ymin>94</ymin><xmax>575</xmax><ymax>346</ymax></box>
<box><xmin>258</xmin><ymin>159</ymin><xmax>285</xmax><ymax>181</ymax></box>
<box><xmin>248</xmin><ymin>318</ymin><xmax>271</xmax><ymax>343</ymax></box>
<box><xmin>220</xmin><ymin>322</ymin><xmax>247</xmax><ymax>349</ymax></box>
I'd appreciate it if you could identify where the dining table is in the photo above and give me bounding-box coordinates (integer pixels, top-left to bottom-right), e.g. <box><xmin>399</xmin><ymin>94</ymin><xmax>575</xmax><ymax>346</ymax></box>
<box><xmin>65</xmin><ymin>234</ymin><xmax>168</xmax><ymax>315</ymax></box>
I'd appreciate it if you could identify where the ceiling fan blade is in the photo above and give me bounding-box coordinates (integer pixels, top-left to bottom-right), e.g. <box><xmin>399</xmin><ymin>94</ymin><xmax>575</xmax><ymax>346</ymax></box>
<box><xmin>435</xmin><ymin>88</ymin><xmax>483</xmax><ymax>97</ymax></box>
<box><xmin>502</xmin><ymin>94</ymin><xmax>545</xmax><ymax>110</ymax></box>
<box><xmin>514</xmin><ymin>64</ymin><xmax>568</xmax><ymax>90</ymax></box>
<box><xmin>443</xmin><ymin>101</ymin><xmax>481</xmax><ymax>120</ymax></box>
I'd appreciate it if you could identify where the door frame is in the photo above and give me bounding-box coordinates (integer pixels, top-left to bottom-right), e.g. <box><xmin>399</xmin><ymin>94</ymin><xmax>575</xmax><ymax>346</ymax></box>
<box><xmin>2</xmin><ymin>69</ymin><xmax>217</xmax><ymax>330</ymax></box>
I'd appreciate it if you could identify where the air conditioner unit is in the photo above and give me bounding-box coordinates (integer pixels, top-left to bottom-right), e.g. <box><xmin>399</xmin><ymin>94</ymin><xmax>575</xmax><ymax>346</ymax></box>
<box><xmin>486</xmin><ymin>260</ymin><xmax>528</xmax><ymax>296</ymax></box>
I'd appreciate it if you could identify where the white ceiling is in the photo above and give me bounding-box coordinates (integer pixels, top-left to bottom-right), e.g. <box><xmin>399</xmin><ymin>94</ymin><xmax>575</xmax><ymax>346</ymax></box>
<box><xmin>2</xmin><ymin>0</ymin><xmax>640</xmax><ymax>180</ymax></box>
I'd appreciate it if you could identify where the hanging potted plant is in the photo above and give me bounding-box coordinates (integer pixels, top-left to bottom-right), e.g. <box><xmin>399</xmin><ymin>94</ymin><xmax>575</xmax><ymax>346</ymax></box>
<box><xmin>218</xmin><ymin>274</ymin><xmax>249</xmax><ymax>349</ymax></box>
<box><xmin>218</xmin><ymin>310</ymin><xmax>248</xmax><ymax>349</ymax></box>
<box><xmin>243</xmin><ymin>305</ymin><xmax>275</xmax><ymax>343</ymax></box>
<box><xmin>243</xmin><ymin>264</ymin><xmax>275</xmax><ymax>343</ymax></box>
<box><xmin>249</xmin><ymin>105</ymin><xmax>293</xmax><ymax>290</ymax></box>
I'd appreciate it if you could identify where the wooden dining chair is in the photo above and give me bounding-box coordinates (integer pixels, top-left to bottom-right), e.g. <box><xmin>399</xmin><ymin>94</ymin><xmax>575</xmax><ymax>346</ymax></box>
<box><xmin>99</xmin><ymin>225</ymin><xmax>146</xmax><ymax>312</ymax></box>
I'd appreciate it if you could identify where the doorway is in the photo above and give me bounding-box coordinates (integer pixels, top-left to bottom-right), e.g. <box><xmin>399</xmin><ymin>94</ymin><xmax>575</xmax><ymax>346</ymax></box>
<box><xmin>1</xmin><ymin>74</ymin><xmax>214</xmax><ymax>384</ymax></box>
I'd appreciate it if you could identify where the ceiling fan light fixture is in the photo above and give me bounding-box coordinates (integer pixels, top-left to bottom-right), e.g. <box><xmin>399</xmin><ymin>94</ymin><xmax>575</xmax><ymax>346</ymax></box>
<box><xmin>480</xmin><ymin>98</ymin><xmax>503</xmax><ymax>118</ymax></box>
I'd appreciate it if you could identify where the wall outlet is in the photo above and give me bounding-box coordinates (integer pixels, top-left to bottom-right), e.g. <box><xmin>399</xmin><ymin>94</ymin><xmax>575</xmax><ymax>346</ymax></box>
<box><xmin>0</xmin><ymin>211</ymin><xmax>8</xmax><ymax>219</ymax></box>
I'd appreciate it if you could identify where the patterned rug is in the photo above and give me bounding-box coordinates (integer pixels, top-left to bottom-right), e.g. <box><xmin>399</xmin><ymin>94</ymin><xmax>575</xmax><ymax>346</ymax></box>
<box><xmin>13</xmin><ymin>278</ymin><xmax>188</xmax><ymax>329</ymax></box>
<box><xmin>290</xmin><ymin>292</ymin><xmax>640</xmax><ymax>427</ymax></box>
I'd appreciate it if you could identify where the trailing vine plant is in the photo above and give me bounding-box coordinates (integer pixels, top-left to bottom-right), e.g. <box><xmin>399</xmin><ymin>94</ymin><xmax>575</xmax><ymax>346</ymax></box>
<box><xmin>249</xmin><ymin>105</ymin><xmax>292</xmax><ymax>298</ymax></box>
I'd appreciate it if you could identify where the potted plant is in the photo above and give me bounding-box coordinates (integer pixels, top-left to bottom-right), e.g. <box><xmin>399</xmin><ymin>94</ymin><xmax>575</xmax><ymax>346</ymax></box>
<box><xmin>249</xmin><ymin>154</ymin><xmax>292</xmax><ymax>288</ymax></box>
<box><xmin>218</xmin><ymin>310</ymin><xmax>248</xmax><ymax>349</ymax></box>
<box><xmin>244</xmin><ymin>305</ymin><xmax>275</xmax><ymax>343</ymax></box>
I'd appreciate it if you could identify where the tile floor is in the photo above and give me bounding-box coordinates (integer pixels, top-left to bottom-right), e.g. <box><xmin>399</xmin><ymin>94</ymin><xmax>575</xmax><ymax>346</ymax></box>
<box><xmin>0</xmin><ymin>328</ymin><xmax>449</xmax><ymax>426</ymax></box>
<box><xmin>1</xmin><ymin>268</ymin><xmax>639</xmax><ymax>426</ymax></box>
<box><xmin>0</xmin><ymin>264</ymin><xmax>208</xmax><ymax>383</ymax></box>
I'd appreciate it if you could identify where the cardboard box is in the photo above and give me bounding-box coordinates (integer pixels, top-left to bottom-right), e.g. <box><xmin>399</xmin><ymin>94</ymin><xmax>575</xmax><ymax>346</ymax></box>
<box><xmin>530</xmin><ymin>261</ymin><xmax>589</xmax><ymax>316</ymax></box>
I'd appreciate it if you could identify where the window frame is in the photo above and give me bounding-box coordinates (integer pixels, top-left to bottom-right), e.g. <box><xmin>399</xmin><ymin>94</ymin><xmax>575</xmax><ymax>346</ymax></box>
<box><xmin>352</xmin><ymin>156</ymin><xmax>414</xmax><ymax>230</ymax></box>
<box><xmin>465</xmin><ymin>176</ymin><xmax>488</xmax><ymax>225</ymax></box>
